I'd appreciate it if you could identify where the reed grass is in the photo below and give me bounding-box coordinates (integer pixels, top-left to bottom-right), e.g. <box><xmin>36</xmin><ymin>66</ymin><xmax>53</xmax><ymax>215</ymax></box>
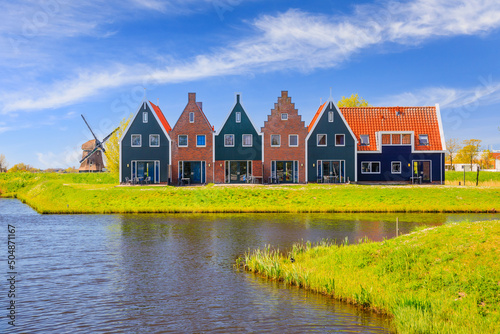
<box><xmin>445</xmin><ymin>171</ymin><xmax>500</xmax><ymax>186</ymax></box>
<box><xmin>239</xmin><ymin>221</ymin><xmax>500</xmax><ymax>333</ymax></box>
<box><xmin>0</xmin><ymin>172</ymin><xmax>499</xmax><ymax>214</ymax></box>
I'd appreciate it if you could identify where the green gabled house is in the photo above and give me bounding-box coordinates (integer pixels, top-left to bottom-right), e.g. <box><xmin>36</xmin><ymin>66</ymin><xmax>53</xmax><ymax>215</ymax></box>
<box><xmin>214</xmin><ymin>94</ymin><xmax>263</xmax><ymax>183</ymax></box>
<box><xmin>306</xmin><ymin>99</ymin><xmax>357</xmax><ymax>183</ymax></box>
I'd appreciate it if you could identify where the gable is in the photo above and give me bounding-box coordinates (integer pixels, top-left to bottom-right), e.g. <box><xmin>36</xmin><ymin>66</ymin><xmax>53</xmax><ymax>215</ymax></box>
<box><xmin>171</xmin><ymin>92</ymin><xmax>214</xmax><ymax>134</ymax></box>
<box><xmin>215</xmin><ymin>94</ymin><xmax>262</xmax><ymax>161</ymax></box>
<box><xmin>120</xmin><ymin>100</ymin><xmax>171</xmax><ymax>145</ymax></box>
<box><xmin>261</xmin><ymin>91</ymin><xmax>307</xmax><ymax>133</ymax></box>
<box><xmin>306</xmin><ymin>100</ymin><xmax>357</xmax><ymax>143</ymax></box>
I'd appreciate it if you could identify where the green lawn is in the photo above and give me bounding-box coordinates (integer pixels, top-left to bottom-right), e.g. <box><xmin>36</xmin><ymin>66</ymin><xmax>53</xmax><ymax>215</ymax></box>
<box><xmin>240</xmin><ymin>220</ymin><xmax>500</xmax><ymax>333</ymax></box>
<box><xmin>0</xmin><ymin>172</ymin><xmax>499</xmax><ymax>214</ymax></box>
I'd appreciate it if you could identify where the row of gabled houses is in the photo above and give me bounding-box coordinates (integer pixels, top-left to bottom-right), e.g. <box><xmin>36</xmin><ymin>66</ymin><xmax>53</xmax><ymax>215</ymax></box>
<box><xmin>119</xmin><ymin>91</ymin><xmax>446</xmax><ymax>185</ymax></box>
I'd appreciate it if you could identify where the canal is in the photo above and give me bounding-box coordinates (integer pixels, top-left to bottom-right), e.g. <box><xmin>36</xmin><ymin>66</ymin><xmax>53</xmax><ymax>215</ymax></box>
<box><xmin>2</xmin><ymin>198</ymin><xmax>499</xmax><ymax>333</ymax></box>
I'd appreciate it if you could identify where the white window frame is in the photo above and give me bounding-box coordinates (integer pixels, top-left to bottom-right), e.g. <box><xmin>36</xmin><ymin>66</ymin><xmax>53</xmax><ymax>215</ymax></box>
<box><xmin>328</xmin><ymin>111</ymin><xmax>334</xmax><ymax>122</ymax></box>
<box><xmin>196</xmin><ymin>135</ymin><xmax>206</xmax><ymax>147</ymax></box>
<box><xmin>281</xmin><ymin>113</ymin><xmax>288</xmax><ymax>120</ymax></box>
<box><xmin>361</xmin><ymin>161</ymin><xmax>381</xmax><ymax>174</ymax></box>
<box><xmin>335</xmin><ymin>134</ymin><xmax>345</xmax><ymax>147</ymax></box>
<box><xmin>419</xmin><ymin>134</ymin><xmax>429</xmax><ymax>146</ymax></box>
<box><xmin>149</xmin><ymin>134</ymin><xmax>160</xmax><ymax>147</ymax></box>
<box><xmin>360</xmin><ymin>135</ymin><xmax>370</xmax><ymax>146</ymax></box>
<box><xmin>317</xmin><ymin>134</ymin><xmax>327</xmax><ymax>147</ymax></box>
<box><xmin>391</xmin><ymin>161</ymin><xmax>402</xmax><ymax>174</ymax></box>
<box><xmin>224</xmin><ymin>134</ymin><xmax>235</xmax><ymax>147</ymax></box>
<box><xmin>236</xmin><ymin>112</ymin><xmax>241</xmax><ymax>123</ymax></box>
<box><xmin>289</xmin><ymin>134</ymin><xmax>298</xmax><ymax>147</ymax></box>
<box><xmin>271</xmin><ymin>134</ymin><xmax>281</xmax><ymax>147</ymax></box>
<box><xmin>242</xmin><ymin>134</ymin><xmax>252</xmax><ymax>147</ymax></box>
<box><xmin>178</xmin><ymin>135</ymin><xmax>188</xmax><ymax>147</ymax></box>
<box><xmin>143</xmin><ymin>112</ymin><xmax>148</xmax><ymax>123</ymax></box>
<box><xmin>189</xmin><ymin>112</ymin><xmax>194</xmax><ymax>123</ymax></box>
<box><xmin>131</xmin><ymin>134</ymin><xmax>142</xmax><ymax>147</ymax></box>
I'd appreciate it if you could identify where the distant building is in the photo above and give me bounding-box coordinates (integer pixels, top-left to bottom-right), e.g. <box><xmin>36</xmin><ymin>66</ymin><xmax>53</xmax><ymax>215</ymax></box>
<box><xmin>79</xmin><ymin>140</ymin><xmax>105</xmax><ymax>172</ymax></box>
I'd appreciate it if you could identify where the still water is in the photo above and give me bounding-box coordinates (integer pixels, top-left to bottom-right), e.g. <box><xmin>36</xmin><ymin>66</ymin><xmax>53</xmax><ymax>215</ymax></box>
<box><xmin>2</xmin><ymin>198</ymin><xmax>499</xmax><ymax>333</ymax></box>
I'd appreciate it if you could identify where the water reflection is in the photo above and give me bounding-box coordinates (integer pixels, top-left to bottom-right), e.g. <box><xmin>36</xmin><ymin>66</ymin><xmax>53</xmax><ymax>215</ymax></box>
<box><xmin>2</xmin><ymin>198</ymin><xmax>499</xmax><ymax>333</ymax></box>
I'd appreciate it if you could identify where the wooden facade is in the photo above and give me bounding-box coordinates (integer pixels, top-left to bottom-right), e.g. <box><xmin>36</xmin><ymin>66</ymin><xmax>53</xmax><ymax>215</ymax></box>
<box><xmin>120</xmin><ymin>100</ymin><xmax>171</xmax><ymax>184</ymax></box>
<box><xmin>214</xmin><ymin>94</ymin><xmax>263</xmax><ymax>183</ymax></box>
<box><xmin>306</xmin><ymin>100</ymin><xmax>357</xmax><ymax>183</ymax></box>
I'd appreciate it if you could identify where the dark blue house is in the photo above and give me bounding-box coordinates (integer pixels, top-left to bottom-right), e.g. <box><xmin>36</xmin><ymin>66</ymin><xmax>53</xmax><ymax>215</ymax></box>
<box><xmin>340</xmin><ymin>105</ymin><xmax>446</xmax><ymax>183</ymax></box>
<box><xmin>214</xmin><ymin>94</ymin><xmax>263</xmax><ymax>183</ymax></box>
<box><xmin>120</xmin><ymin>100</ymin><xmax>172</xmax><ymax>184</ymax></box>
<box><xmin>306</xmin><ymin>99</ymin><xmax>357</xmax><ymax>183</ymax></box>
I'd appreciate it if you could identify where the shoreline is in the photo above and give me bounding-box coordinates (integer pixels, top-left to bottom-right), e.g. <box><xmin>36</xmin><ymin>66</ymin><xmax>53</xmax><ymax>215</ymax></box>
<box><xmin>240</xmin><ymin>221</ymin><xmax>500</xmax><ymax>333</ymax></box>
<box><xmin>1</xmin><ymin>172</ymin><xmax>499</xmax><ymax>214</ymax></box>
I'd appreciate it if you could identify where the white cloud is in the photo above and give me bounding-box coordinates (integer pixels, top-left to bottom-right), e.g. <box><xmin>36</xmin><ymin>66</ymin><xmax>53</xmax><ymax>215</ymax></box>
<box><xmin>2</xmin><ymin>0</ymin><xmax>500</xmax><ymax>113</ymax></box>
<box><xmin>377</xmin><ymin>77</ymin><xmax>500</xmax><ymax>109</ymax></box>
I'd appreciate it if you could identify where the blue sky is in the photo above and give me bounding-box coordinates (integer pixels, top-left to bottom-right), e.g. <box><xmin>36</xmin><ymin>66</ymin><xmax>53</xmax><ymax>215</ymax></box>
<box><xmin>1</xmin><ymin>0</ymin><xmax>499</xmax><ymax>169</ymax></box>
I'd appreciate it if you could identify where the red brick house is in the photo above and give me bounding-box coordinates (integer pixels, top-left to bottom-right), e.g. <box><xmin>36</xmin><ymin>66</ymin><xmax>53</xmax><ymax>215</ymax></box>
<box><xmin>170</xmin><ymin>93</ymin><xmax>214</xmax><ymax>185</ymax></box>
<box><xmin>261</xmin><ymin>91</ymin><xmax>307</xmax><ymax>183</ymax></box>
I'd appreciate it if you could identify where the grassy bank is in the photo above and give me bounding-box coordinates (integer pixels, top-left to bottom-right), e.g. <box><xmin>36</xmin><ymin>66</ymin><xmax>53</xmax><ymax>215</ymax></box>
<box><xmin>445</xmin><ymin>171</ymin><xmax>500</xmax><ymax>186</ymax></box>
<box><xmin>0</xmin><ymin>172</ymin><xmax>499</xmax><ymax>214</ymax></box>
<box><xmin>240</xmin><ymin>221</ymin><xmax>500</xmax><ymax>333</ymax></box>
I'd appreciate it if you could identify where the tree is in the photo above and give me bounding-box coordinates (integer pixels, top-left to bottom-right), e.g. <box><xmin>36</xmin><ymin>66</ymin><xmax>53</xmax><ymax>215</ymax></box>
<box><xmin>8</xmin><ymin>163</ymin><xmax>39</xmax><ymax>173</ymax></box>
<box><xmin>0</xmin><ymin>154</ymin><xmax>8</xmax><ymax>172</ymax></box>
<box><xmin>456</xmin><ymin>139</ymin><xmax>482</xmax><ymax>169</ymax></box>
<box><xmin>445</xmin><ymin>138</ymin><xmax>461</xmax><ymax>170</ymax></box>
<box><xmin>104</xmin><ymin>114</ymin><xmax>132</xmax><ymax>175</ymax></box>
<box><xmin>479</xmin><ymin>150</ymin><xmax>494</xmax><ymax>170</ymax></box>
<box><xmin>337</xmin><ymin>94</ymin><xmax>370</xmax><ymax>107</ymax></box>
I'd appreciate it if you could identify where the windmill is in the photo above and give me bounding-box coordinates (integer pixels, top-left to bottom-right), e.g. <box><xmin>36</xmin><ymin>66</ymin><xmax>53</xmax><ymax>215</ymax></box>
<box><xmin>79</xmin><ymin>115</ymin><xmax>119</xmax><ymax>172</ymax></box>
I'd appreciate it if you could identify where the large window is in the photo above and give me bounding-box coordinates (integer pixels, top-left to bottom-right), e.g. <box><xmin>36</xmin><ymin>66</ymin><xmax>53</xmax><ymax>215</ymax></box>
<box><xmin>360</xmin><ymin>135</ymin><xmax>370</xmax><ymax>145</ymax></box>
<box><xmin>382</xmin><ymin>133</ymin><xmax>413</xmax><ymax>145</ymax></box>
<box><xmin>189</xmin><ymin>112</ymin><xmax>194</xmax><ymax>123</ymax></box>
<box><xmin>271</xmin><ymin>134</ymin><xmax>280</xmax><ymax>147</ymax></box>
<box><xmin>143</xmin><ymin>112</ymin><xmax>148</xmax><ymax>123</ymax></box>
<box><xmin>131</xmin><ymin>134</ymin><xmax>141</xmax><ymax>147</ymax></box>
<box><xmin>236</xmin><ymin>112</ymin><xmax>241</xmax><ymax>123</ymax></box>
<box><xmin>196</xmin><ymin>135</ymin><xmax>206</xmax><ymax>147</ymax></box>
<box><xmin>149</xmin><ymin>134</ymin><xmax>160</xmax><ymax>147</ymax></box>
<box><xmin>361</xmin><ymin>162</ymin><xmax>381</xmax><ymax>174</ymax></box>
<box><xmin>224</xmin><ymin>134</ymin><xmax>235</xmax><ymax>147</ymax></box>
<box><xmin>317</xmin><ymin>134</ymin><xmax>327</xmax><ymax>146</ymax></box>
<box><xmin>178</xmin><ymin>135</ymin><xmax>188</xmax><ymax>147</ymax></box>
<box><xmin>242</xmin><ymin>134</ymin><xmax>252</xmax><ymax>147</ymax></box>
<box><xmin>419</xmin><ymin>134</ymin><xmax>429</xmax><ymax>145</ymax></box>
<box><xmin>289</xmin><ymin>134</ymin><xmax>298</xmax><ymax>147</ymax></box>
<box><xmin>391</xmin><ymin>161</ymin><xmax>401</xmax><ymax>174</ymax></box>
<box><xmin>335</xmin><ymin>134</ymin><xmax>345</xmax><ymax>146</ymax></box>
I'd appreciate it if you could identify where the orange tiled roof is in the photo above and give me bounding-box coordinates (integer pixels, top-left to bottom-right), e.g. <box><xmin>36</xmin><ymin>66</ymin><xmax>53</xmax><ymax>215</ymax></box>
<box><xmin>491</xmin><ymin>152</ymin><xmax>500</xmax><ymax>160</ymax></box>
<box><xmin>339</xmin><ymin>106</ymin><xmax>443</xmax><ymax>151</ymax></box>
<box><xmin>307</xmin><ymin>102</ymin><xmax>326</xmax><ymax>132</ymax></box>
<box><xmin>150</xmin><ymin>101</ymin><xmax>172</xmax><ymax>133</ymax></box>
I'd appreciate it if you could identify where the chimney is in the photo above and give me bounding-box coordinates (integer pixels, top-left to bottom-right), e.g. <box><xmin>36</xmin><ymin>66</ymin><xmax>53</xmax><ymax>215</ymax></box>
<box><xmin>188</xmin><ymin>92</ymin><xmax>196</xmax><ymax>102</ymax></box>
<box><xmin>236</xmin><ymin>93</ymin><xmax>241</xmax><ymax>104</ymax></box>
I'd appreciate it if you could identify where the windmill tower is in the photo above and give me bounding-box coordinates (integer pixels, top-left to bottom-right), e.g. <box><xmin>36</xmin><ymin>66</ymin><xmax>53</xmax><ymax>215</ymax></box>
<box><xmin>78</xmin><ymin>139</ymin><xmax>104</xmax><ymax>172</ymax></box>
<box><xmin>78</xmin><ymin>115</ymin><xmax>119</xmax><ymax>173</ymax></box>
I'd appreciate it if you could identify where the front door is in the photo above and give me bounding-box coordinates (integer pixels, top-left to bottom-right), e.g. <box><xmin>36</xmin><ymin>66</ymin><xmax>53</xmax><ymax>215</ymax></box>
<box><xmin>413</xmin><ymin>161</ymin><xmax>431</xmax><ymax>182</ymax></box>
<box><xmin>274</xmin><ymin>161</ymin><xmax>297</xmax><ymax>183</ymax></box>
<box><xmin>320</xmin><ymin>161</ymin><xmax>344</xmax><ymax>183</ymax></box>
<box><xmin>133</xmin><ymin>161</ymin><xmax>159</xmax><ymax>183</ymax></box>
<box><xmin>226</xmin><ymin>161</ymin><xmax>251</xmax><ymax>183</ymax></box>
